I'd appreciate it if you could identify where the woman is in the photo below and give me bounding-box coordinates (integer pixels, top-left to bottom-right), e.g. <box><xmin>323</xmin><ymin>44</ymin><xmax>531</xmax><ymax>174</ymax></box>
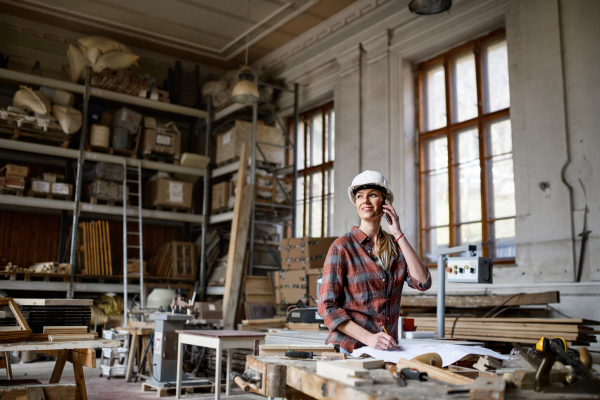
<box><xmin>318</xmin><ymin>170</ymin><xmax>431</xmax><ymax>354</ymax></box>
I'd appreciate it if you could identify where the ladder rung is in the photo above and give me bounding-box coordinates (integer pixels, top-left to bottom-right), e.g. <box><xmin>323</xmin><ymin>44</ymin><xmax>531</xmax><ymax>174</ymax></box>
<box><xmin>129</xmin><ymin>193</ymin><xmax>139</xmax><ymax>196</ymax></box>
<box><xmin>126</xmin><ymin>166</ymin><xmax>138</xmax><ymax>170</ymax></box>
<box><xmin>126</xmin><ymin>179</ymin><xmax>139</xmax><ymax>183</ymax></box>
<box><xmin>126</xmin><ymin>218</ymin><xmax>140</xmax><ymax>222</ymax></box>
<box><xmin>127</xmin><ymin>232</ymin><xmax>140</xmax><ymax>235</ymax></box>
<box><xmin>128</xmin><ymin>259</ymin><xmax>141</xmax><ymax>262</ymax></box>
<box><xmin>127</xmin><ymin>245</ymin><xmax>141</xmax><ymax>248</ymax></box>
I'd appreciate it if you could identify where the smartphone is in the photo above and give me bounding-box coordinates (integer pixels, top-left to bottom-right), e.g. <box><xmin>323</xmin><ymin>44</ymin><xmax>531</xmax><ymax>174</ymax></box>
<box><xmin>384</xmin><ymin>199</ymin><xmax>392</xmax><ymax>225</ymax></box>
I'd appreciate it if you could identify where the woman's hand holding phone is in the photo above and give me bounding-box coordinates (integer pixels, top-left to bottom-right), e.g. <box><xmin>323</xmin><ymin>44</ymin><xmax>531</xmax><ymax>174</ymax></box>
<box><xmin>383</xmin><ymin>199</ymin><xmax>403</xmax><ymax>238</ymax></box>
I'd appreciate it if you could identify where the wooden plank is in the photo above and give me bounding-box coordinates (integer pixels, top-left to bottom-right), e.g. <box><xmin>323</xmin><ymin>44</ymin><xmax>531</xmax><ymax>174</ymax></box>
<box><xmin>429</xmin><ymin>328</ymin><xmax>585</xmax><ymax>341</ymax></box>
<box><xmin>413</xmin><ymin>320</ymin><xmax>592</xmax><ymax>333</ymax></box>
<box><xmin>38</xmin><ymin>349</ymin><xmax>96</xmax><ymax>369</ymax></box>
<box><xmin>0</xmin><ymin>384</ymin><xmax>77</xmax><ymax>400</ymax></box>
<box><xmin>245</xmin><ymin>276</ymin><xmax>273</xmax><ymax>294</ymax></box>
<box><xmin>49</xmin><ymin>350</ymin><xmax>68</xmax><ymax>383</ymax></box>
<box><xmin>413</xmin><ymin>317</ymin><xmax>600</xmax><ymax>325</ymax></box>
<box><xmin>316</xmin><ymin>361</ymin><xmax>373</xmax><ymax>386</ymax></box>
<box><xmin>223</xmin><ymin>143</ymin><xmax>248</xmax><ymax>323</ymax></box>
<box><xmin>8</xmin><ymin>298</ymin><xmax>29</xmax><ymax>331</ymax></box>
<box><xmin>223</xmin><ymin>183</ymin><xmax>253</xmax><ymax>328</ymax></box>
<box><xmin>242</xmin><ymin>318</ymin><xmax>286</xmax><ymax>325</ymax></box>
<box><xmin>402</xmin><ymin>291</ymin><xmax>559</xmax><ymax>308</ymax></box>
<box><xmin>396</xmin><ymin>358</ymin><xmax>475</xmax><ymax>385</ymax></box>
<box><xmin>43</xmin><ymin>326</ymin><xmax>88</xmax><ymax>334</ymax></box>
<box><xmin>341</xmin><ymin>358</ymin><xmax>384</xmax><ymax>369</ymax></box>
<box><xmin>14</xmin><ymin>299</ymin><xmax>93</xmax><ymax>306</ymax></box>
<box><xmin>259</xmin><ymin>345</ymin><xmax>334</xmax><ymax>357</ymax></box>
<box><xmin>105</xmin><ymin>221</ymin><xmax>113</xmax><ymax>275</ymax></box>
<box><xmin>48</xmin><ymin>334</ymin><xmax>95</xmax><ymax>342</ymax></box>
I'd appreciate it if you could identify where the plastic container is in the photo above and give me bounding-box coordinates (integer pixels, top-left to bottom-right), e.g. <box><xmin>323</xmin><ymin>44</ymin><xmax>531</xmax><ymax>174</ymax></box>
<box><xmin>90</xmin><ymin>124</ymin><xmax>110</xmax><ymax>147</ymax></box>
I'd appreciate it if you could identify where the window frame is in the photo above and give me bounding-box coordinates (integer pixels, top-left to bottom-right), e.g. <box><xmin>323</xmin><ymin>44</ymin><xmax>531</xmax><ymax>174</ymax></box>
<box><xmin>417</xmin><ymin>28</ymin><xmax>514</xmax><ymax>265</ymax></box>
<box><xmin>288</xmin><ymin>101</ymin><xmax>334</xmax><ymax>238</ymax></box>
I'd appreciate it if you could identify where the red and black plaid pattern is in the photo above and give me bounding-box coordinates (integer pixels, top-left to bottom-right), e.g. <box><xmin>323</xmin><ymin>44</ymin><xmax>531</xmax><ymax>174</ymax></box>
<box><xmin>318</xmin><ymin>226</ymin><xmax>431</xmax><ymax>353</ymax></box>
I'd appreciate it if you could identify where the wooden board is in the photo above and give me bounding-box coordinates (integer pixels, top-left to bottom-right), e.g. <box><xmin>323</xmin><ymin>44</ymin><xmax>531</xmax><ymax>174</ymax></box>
<box><xmin>396</xmin><ymin>358</ymin><xmax>475</xmax><ymax>385</ymax></box>
<box><xmin>316</xmin><ymin>361</ymin><xmax>373</xmax><ymax>386</ymax></box>
<box><xmin>402</xmin><ymin>291</ymin><xmax>559</xmax><ymax>308</ymax></box>
<box><xmin>413</xmin><ymin>320</ymin><xmax>593</xmax><ymax>333</ymax></box>
<box><xmin>14</xmin><ymin>299</ymin><xmax>93</xmax><ymax>306</ymax></box>
<box><xmin>259</xmin><ymin>345</ymin><xmax>335</xmax><ymax>357</ymax></box>
<box><xmin>223</xmin><ymin>183</ymin><xmax>254</xmax><ymax>327</ymax></box>
<box><xmin>48</xmin><ymin>334</ymin><xmax>96</xmax><ymax>342</ymax></box>
<box><xmin>0</xmin><ymin>383</ymin><xmax>77</xmax><ymax>399</ymax></box>
<box><xmin>415</xmin><ymin>317</ymin><xmax>600</xmax><ymax>325</ymax></box>
<box><xmin>223</xmin><ymin>143</ymin><xmax>248</xmax><ymax>326</ymax></box>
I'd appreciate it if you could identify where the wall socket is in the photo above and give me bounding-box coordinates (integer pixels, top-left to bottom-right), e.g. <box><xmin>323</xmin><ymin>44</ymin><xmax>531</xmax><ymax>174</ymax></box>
<box><xmin>446</xmin><ymin>257</ymin><xmax>493</xmax><ymax>283</ymax></box>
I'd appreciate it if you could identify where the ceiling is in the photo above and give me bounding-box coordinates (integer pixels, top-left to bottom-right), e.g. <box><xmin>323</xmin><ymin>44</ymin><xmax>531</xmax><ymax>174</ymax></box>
<box><xmin>1</xmin><ymin>0</ymin><xmax>360</xmax><ymax>69</ymax></box>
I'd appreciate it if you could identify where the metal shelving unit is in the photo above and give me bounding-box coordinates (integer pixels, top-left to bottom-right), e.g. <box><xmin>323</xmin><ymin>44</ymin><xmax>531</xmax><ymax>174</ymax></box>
<box><xmin>0</xmin><ymin>68</ymin><xmax>241</xmax><ymax>305</ymax></box>
<box><xmin>208</xmin><ymin>82</ymin><xmax>299</xmax><ymax>276</ymax></box>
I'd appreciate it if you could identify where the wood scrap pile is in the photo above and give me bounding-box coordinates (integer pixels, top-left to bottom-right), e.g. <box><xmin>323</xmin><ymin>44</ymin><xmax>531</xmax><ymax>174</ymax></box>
<box><xmin>78</xmin><ymin>220</ymin><xmax>113</xmax><ymax>276</ymax></box>
<box><xmin>199</xmin><ymin>348</ymin><xmax>253</xmax><ymax>375</ymax></box>
<box><xmin>149</xmin><ymin>241</ymin><xmax>197</xmax><ymax>279</ymax></box>
<box><xmin>413</xmin><ymin>317</ymin><xmax>599</xmax><ymax>346</ymax></box>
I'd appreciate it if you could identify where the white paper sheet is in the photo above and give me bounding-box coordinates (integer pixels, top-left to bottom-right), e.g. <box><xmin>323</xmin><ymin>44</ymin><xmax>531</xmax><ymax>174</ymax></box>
<box><xmin>351</xmin><ymin>342</ymin><xmax>509</xmax><ymax>367</ymax></box>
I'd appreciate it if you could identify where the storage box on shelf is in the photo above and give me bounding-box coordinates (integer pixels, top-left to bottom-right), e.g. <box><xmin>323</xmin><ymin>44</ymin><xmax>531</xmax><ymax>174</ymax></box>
<box><xmin>216</xmin><ymin>120</ymin><xmax>284</xmax><ymax>166</ymax></box>
<box><xmin>146</xmin><ymin>178</ymin><xmax>193</xmax><ymax>212</ymax></box>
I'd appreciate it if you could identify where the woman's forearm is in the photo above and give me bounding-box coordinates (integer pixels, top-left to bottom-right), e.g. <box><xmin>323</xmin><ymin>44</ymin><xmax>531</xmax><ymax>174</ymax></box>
<box><xmin>396</xmin><ymin>236</ymin><xmax>429</xmax><ymax>283</ymax></box>
<box><xmin>337</xmin><ymin>320</ymin><xmax>371</xmax><ymax>343</ymax></box>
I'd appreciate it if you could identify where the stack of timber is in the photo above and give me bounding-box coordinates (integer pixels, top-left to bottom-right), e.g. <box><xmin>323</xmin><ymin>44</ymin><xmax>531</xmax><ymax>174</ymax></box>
<box><xmin>0</xmin><ymin>298</ymin><xmax>32</xmax><ymax>343</ymax></box>
<box><xmin>44</xmin><ymin>326</ymin><xmax>95</xmax><ymax>342</ymax></box>
<box><xmin>199</xmin><ymin>348</ymin><xmax>253</xmax><ymax>375</ymax></box>
<box><xmin>149</xmin><ymin>241</ymin><xmax>197</xmax><ymax>279</ymax></box>
<box><xmin>78</xmin><ymin>220</ymin><xmax>113</xmax><ymax>276</ymax></box>
<box><xmin>14</xmin><ymin>299</ymin><xmax>92</xmax><ymax>335</ymax></box>
<box><xmin>414</xmin><ymin>317</ymin><xmax>599</xmax><ymax>346</ymax></box>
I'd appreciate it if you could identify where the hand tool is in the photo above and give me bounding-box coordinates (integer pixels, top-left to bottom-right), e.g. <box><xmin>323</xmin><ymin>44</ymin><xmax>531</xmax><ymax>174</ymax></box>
<box><xmin>389</xmin><ymin>366</ymin><xmax>470</xmax><ymax>394</ymax></box>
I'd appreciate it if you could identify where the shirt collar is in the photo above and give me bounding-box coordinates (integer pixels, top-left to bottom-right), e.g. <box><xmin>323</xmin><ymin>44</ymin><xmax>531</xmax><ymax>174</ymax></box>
<box><xmin>351</xmin><ymin>226</ymin><xmax>369</xmax><ymax>244</ymax></box>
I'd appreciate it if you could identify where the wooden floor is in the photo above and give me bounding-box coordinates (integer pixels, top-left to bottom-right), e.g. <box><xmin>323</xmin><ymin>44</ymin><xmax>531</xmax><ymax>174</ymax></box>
<box><xmin>4</xmin><ymin>358</ymin><xmax>263</xmax><ymax>400</ymax></box>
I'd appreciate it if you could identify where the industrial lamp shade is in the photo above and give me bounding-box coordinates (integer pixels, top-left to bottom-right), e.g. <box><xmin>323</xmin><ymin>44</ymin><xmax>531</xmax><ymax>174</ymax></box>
<box><xmin>409</xmin><ymin>0</ymin><xmax>452</xmax><ymax>15</ymax></box>
<box><xmin>231</xmin><ymin>66</ymin><xmax>259</xmax><ymax>104</ymax></box>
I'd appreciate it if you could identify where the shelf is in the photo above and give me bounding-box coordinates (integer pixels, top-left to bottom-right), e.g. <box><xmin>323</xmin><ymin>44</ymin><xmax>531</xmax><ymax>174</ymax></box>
<box><xmin>0</xmin><ymin>280</ymin><xmax>141</xmax><ymax>293</ymax></box>
<box><xmin>209</xmin><ymin>210</ymin><xmax>234</xmax><ymax>224</ymax></box>
<box><xmin>0</xmin><ymin>69</ymin><xmax>209</xmax><ymax>119</ymax></box>
<box><xmin>0</xmin><ymin>139</ymin><xmax>206</xmax><ymax>176</ymax></box>
<box><xmin>0</xmin><ymin>194</ymin><xmax>204</xmax><ymax>224</ymax></box>
<box><xmin>214</xmin><ymin>103</ymin><xmax>247</xmax><ymax>121</ymax></box>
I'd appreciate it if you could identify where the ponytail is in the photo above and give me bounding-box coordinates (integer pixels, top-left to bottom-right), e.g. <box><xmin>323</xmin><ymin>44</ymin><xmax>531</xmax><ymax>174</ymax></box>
<box><xmin>375</xmin><ymin>229</ymin><xmax>398</xmax><ymax>269</ymax></box>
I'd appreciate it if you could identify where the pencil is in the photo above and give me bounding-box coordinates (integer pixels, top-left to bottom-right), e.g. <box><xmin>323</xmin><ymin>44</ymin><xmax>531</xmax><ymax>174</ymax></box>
<box><xmin>381</xmin><ymin>325</ymin><xmax>388</xmax><ymax>334</ymax></box>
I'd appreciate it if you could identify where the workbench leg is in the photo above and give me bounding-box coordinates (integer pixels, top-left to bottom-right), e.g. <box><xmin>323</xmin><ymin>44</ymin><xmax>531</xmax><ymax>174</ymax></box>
<box><xmin>73</xmin><ymin>359</ymin><xmax>88</xmax><ymax>400</ymax></box>
<box><xmin>226</xmin><ymin>350</ymin><xmax>232</xmax><ymax>396</ymax></box>
<box><xmin>50</xmin><ymin>349</ymin><xmax>69</xmax><ymax>383</ymax></box>
<box><xmin>175</xmin><ymin>340</ymin><xmax>183</xmax><ymax>400</ymax></box>
<box><xmin>3</xmin><ymin>352</ymin><xmax>12</xmax><ymax>380</ymax></box>
<box><xmin>215</xmin><ymin>343</ymin><xmax>222</xmax><ymax>400</ymax></box>
<box><xmin>125</xmin><ymin>331</ymin><xmax>138</xmax><ymax>382</ymax></box>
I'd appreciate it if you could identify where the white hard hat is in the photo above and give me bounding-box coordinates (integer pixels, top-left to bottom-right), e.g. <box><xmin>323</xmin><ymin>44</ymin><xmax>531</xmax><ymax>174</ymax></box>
<box><xmin>348</xmin><ymin>170</ymin><xmax>394</xmax><ymax>204</ymax></box>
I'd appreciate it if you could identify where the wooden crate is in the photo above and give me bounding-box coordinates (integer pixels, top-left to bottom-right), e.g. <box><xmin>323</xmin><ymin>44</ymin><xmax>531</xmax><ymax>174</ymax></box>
<box><xmin>171</xmin><ymin>241</ymin><xmax>196</xmax><ymax>280</ymax></box>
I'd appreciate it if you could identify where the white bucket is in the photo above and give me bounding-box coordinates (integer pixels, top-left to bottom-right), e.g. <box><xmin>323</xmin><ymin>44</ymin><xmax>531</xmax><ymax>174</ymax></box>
<box><xmin>90</xmin><ymin>124</ymin><xmax>110</xmax><ymax>147</ymax></box>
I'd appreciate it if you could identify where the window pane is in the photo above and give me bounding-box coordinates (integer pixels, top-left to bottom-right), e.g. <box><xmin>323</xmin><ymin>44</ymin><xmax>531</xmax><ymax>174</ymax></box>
<box><xmin>295</xmin><ymin>176</ymin><xmax>305</xmax><ymax>237</ymax></box>
<box><xmin>423</xmin><ymin>135</ymin><xmax>448</xmax><ymax>171</ymax></box>
<box><xmin>423</xmin><ymin>227</ymin><xmax>449</xmax><ymax>264</ymax></box>
<box><xmin>457</xmin><ymin>222</ymin><xmax>482</xmax><ymax>251</ymax></box>
<box><xmin>454</xmin><ymin>127</ymin><xmax>481</xmax><ymax>223</ymax></box>
<box><xmin>423</xmin><ymin>136</ymin><xmax>449</xmax><ymax>228</ymax></box>
<box><xmin>324</xmin><ymin>167</ymin><xmax>334</xmax><ymax>236</ymax></box>
<box><xmin>297</xmin><ymin>120</ymin><xmax>305</xmax><ymax>169</ymax></box>
<box><xmin>308</xmin><ymin>171</ymin><xmax>323</xmax><ymax>237</ymax></box>
<box><xmin>483</xmin><ymin>39</ymin><xmax>510</xmax><ymax>113</ymax></box>
<box><xmin>325</xmin><ymin>108</ymin><xmax>335</xmax><ymax>162</ymax></box>
<box><xmin>424</xmin><ymin>64</ymin><xmax>447</xmax><ymax>131</ymax></box>
<box><xmin>489</xmin><ymin>218</ymin><xmax>516</xmax><ymax>258</ymax></box>
<box><xmin>486</xmin><ymin>119</ymin><xmax>515</xmax><ymax>219</ymax></box>
<box><xmin>452</xmin><ymin>52</ymin><xmax>478</xmax><ymax>123</ymax></box>
<box><xmin>488</xmin><ymin>118</ymin><xmax>512</xmax><ymax>156</ymax></box>
<box><xmin>308</xmin><ymin>112</ymin><xmax>323</xmax><ymax>168</ymax></box>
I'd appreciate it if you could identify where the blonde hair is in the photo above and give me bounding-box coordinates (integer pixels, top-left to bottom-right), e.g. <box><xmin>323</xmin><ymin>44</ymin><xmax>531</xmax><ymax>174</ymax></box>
<box><xmin>374</xmin><ymin>229</ymin><xmax>398</xmax><ymax>269</ymax></box>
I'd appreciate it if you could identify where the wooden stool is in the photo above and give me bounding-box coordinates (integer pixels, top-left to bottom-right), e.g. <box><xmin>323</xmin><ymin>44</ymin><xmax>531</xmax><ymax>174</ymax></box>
<box><xmin>116</xmin><ymin>327</ymin><xmax>153</xmax><ymax>381</ymax></box>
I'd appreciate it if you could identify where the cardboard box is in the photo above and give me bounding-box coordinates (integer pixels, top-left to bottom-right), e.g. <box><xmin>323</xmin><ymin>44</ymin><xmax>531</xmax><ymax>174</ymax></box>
<box><xmin>147</xmin><ymin>178</ymin><xmax>193</xmax><ymax>209</ymax></box>
<box><xmin>193</xmin><ymin>302</ymin><xmax>223</xmax><ymax>320</ymax></box>
<box><xmin>211</xmin><ymin>181</ymin><xmax>231</xmax><ymax>211</ymax></box>
<box><xmin>127</xmin><ymin>261</ymin><xmax>147</xmax><ymax>274</ymax></box>
<box><xmin>306</xmin><ymin>269</ymin><xmax>322</xmax><ymax>306</ymax></box>
<box><xmin>274</xmin><ymin>269</ymin><xmax>308</xmax><ymax>305</ymax></box>
<box><xmin>31</xmin><ymin>180</ymin><xmax>51</xmax><ymax>194</ymax></box>
<box><xmin>281</xmin><ymin>255</ymin><xmax>327</xmax><ymax>270</ymax></box>
<box><xmin>216</xmin><ymin>120</ymin><xmax>284</xmax><ymax>165</ymax></box>
<box><xmin>172</xmin><ymin>153</ymin><xmax>211</xmax><ymax>184</ymax></box>
<box><xmin>280</xmin><ymin>237</ymin><xmax>305</xmax><ymax>260</ymax></box>
<box><xmin>141</xmin><ymin>121</ymin><xmax>181</xmax><ymax>158</ymax></box>
<box><xmin>1</xmin><ymin>164</ymin><xmax>29</xmax><ymax>177</ymax></box>
<box><xmin>43</xmin><ymin>173</ymin><xmax>57</xmax><ymax>183</ymax></box>
<box><xmin>289</xmin><ymin>237</ymin><xmax>337</xmax><ymax>259</ymax></box>
<box><xmin>3</xmin><ymin>176</ymin><xmax>25</xmax><ymax>189</ymax></box>
<box><xmin>51</xmin><ymin>183</ymin><xmax>72</xmax><ymax>196</ymax></box>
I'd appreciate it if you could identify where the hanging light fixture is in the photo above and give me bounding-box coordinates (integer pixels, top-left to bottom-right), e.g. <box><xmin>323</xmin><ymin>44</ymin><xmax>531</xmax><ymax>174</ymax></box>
<box><xmin>231</xmin><ymin>0</ymin><xmax>260</xmax><ymax>105</ymax></box>
<box><xmin>408</xmin><ymin>0</ymin><xmax>452</xmax><ymax>15</ymax></box>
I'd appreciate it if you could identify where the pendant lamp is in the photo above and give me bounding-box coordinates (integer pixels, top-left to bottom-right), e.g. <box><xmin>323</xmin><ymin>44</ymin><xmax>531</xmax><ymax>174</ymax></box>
<box><xmin>231</xmin><ymin>0</ymin><xmax>260</xmax><ymax>105</ymax></box>
<box><xmin>409</xmin><ymin>0</ymin><xmax>452</xmax><ymax>15</ymax></box>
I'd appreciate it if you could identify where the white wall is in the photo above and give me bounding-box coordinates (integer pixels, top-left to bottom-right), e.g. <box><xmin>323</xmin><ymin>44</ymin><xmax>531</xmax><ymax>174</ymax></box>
<box><xmin>258</xmin><ymin>0</ymin><xmax>600</xmax><ymax>320</ymax></box>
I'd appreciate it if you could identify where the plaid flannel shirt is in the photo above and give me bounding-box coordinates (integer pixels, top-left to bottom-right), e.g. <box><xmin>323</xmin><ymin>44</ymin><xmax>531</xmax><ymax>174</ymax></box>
<box><xmin>317</xmin><ymin>226</ymin><xmax>431</xmax><ymax>353</ymax></box>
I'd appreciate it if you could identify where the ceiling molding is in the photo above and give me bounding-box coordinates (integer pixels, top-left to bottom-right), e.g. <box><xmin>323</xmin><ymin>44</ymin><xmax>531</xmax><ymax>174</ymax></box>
<box><xmin>0</xmin><ymin>0</ymin><xmax>319</xmax><ymax>62</ymax></box>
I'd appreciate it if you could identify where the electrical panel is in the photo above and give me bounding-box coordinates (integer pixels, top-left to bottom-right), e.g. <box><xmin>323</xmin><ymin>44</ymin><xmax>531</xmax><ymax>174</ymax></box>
<box><xmin>446</xmin><ymin>257</ymin><xmax>493</xmax><ymax>283</ymax></box>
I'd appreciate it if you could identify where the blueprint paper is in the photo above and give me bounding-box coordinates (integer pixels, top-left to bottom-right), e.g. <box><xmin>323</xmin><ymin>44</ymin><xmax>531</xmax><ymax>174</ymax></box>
<box><xmin>351</xmin><ymin>342</ymin><xmax>509</xmax><ymax>367</ymax></box>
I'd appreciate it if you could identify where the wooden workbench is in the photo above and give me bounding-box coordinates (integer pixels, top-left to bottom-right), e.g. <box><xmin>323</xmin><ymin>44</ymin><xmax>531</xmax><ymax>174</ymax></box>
<box><xmin>0</xmin><ymin>338</ymin><xmax>120</xmax><ymax>400</ymax></box>
<box><xmin>245</xmin><ymin>356</ymin><xmax>600</xmax><ymax>400</ymax></box>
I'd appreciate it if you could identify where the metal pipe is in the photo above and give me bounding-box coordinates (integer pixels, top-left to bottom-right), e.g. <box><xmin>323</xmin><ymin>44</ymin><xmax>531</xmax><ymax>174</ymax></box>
<box><xmin>67</xmin><ymin>66</ymin><xmax>90</xmax><ymax>299</ymax></box>
<box><xmin>291</xmin><ymin>83</ymin><xmax>299</xmax><ymax>237</ymax></box>
<box><xmin>200</xmin><ymin>96</ymin><xmax>212</xmax><ymax>301</ymax></box>
<box><xmin>58</xmin><ymin>159</ymin><xmax>71</xmax><ymax>263</ymax></box>
<box><xmin>122</xmin><ymin>159</ymin><xmax>128</xmax><ymax>326</ymax></box>
<box><xmin>137</xmin><ymin>160</ymin><xmax>145</xmax><ymax>309</ymax></box>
